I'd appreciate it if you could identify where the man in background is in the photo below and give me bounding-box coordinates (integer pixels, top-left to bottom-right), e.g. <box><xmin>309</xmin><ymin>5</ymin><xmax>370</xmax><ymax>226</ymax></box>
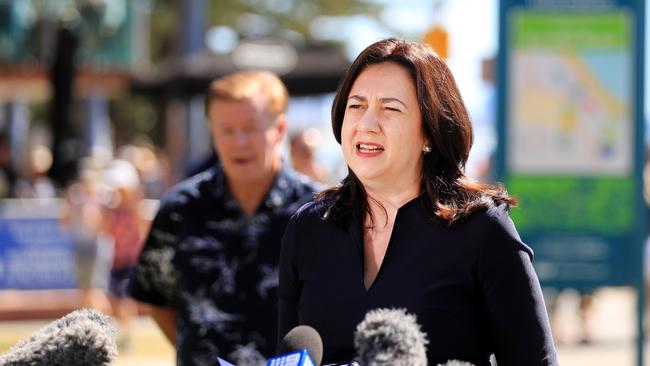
<box><xmin>128</xmin><ymin>71</ymin><xmax>319</xmax><ymax>366</ymax></box>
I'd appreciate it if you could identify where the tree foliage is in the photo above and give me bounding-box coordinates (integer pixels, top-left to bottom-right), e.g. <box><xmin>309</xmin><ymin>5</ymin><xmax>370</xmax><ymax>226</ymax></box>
<box><xmin>149</xmin><ymin>0</ymin><xmax>388</xmax><ymax>61</ymax></box>
<box><xmin>207</xmin><ymin>0</ymin><xmax>384</xmax><ymax>38</ymax></box>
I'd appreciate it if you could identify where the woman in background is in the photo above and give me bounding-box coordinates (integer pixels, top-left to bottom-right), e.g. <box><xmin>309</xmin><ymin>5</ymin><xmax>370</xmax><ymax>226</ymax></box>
<box><xmin>278</xmin><ymin>38</ymin><xmax>557</xmax><ymax>365</ymax></box>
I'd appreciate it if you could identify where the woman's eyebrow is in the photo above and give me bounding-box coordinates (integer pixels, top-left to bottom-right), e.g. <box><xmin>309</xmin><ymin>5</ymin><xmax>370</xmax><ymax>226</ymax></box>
<box><xmin>347</xmin><ymin>95</ymin><xmax>366</xmax><ymax>102</ymax></box>
<box><xmin>380</xmin><ymin>97</ymin><xmax>408</xmax><ymax>109</ymax></box>
<box><xmin>348</xmin><ymin>95</ymin><xmax>408</xmax><ymax>110</ymax></box>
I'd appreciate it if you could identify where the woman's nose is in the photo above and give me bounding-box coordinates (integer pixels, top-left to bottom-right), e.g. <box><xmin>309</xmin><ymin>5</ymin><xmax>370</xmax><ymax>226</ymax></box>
<box><xmin>357</xmin><ymin>109</ymin><xmax>380</xmax><ymax>133</ymax></box>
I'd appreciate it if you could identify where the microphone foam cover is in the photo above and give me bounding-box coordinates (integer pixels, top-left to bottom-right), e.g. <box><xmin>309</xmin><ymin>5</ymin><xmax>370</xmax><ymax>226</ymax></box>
<box><xmin>279</xmin><ymin>325</ymin><xmax>323</xmax><ymax>366</ymax></box>
<box><xmin>0</xmin><ymin>308</ymin><xmax>117</xmax><ymax>366</ymax></box>
<box><xmin>354</xmin><ymin>308</ymin><xmax>428</xmax><ymax>366</ymax></box>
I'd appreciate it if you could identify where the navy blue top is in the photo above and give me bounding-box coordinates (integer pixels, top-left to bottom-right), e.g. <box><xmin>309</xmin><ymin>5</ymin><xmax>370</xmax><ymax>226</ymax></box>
<box><xmin>278</xmin><ymin>195</ymin><xmax>558</xmax><ymax>366</ymax></box>
<box><xmin>128</xmin><ymin>163</ymin><xmax>319</xmax><ymax>366</ymax></box>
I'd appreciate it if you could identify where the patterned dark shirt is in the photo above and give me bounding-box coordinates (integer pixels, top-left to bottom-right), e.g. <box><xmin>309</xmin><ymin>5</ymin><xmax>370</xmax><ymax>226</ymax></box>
<box><xmin>128</xmin><ymin>163</ymin><xmax>320</xmax><ymax>366</ymax></box>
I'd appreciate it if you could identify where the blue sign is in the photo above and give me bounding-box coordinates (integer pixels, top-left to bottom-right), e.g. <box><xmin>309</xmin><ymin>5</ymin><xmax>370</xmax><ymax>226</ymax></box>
<box><xmin>0</xmin><ymin>200</ymin><xmax>76</xmax><ymax>289</ymax></box>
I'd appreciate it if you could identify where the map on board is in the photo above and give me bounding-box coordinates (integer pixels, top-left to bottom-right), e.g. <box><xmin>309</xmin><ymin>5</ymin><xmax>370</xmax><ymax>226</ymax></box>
<box><xmin>508</xmin><ymin>11</ymin><xmax>632</xmax><ymax>175</ymax></box>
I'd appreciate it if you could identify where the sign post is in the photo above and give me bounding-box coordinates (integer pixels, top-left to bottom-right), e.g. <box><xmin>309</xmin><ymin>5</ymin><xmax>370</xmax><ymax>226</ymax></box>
<box><xmin>497</xmin><ymin>1</ymin><xmax>645</xmax><ymax>364</ymax></box>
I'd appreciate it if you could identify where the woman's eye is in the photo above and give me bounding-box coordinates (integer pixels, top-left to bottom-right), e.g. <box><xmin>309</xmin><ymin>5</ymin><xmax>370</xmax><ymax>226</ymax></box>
<box><xmin>348</xmin><ymin>104</ymin><xmax>363</xmax><ymax>109</ymax></box>
<box><xmin>385</xmin><ymin>107</ymin><xmax>401</xmax><ymax>112</ymax></box>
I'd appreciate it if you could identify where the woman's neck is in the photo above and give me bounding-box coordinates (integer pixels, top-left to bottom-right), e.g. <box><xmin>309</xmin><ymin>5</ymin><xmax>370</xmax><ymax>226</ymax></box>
<box><xmin>363</xmin><ymin>182</ymin><xmax>421</xmax><ymax>229</ymax></box>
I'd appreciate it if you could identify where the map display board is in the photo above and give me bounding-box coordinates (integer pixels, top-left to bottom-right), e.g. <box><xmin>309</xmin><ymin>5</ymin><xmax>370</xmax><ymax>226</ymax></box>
<box><xmin>497</xmin><ymin>0</ymin><xmax>645</xmax><ymax>289</ymax></box>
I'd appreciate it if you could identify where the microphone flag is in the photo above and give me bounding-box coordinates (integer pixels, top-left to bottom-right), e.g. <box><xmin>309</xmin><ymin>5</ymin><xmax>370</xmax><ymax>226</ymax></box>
<box><xmin>267</xmin><ymin>349</ymin><xmax>316</xmax><ymax>366</ymax></box>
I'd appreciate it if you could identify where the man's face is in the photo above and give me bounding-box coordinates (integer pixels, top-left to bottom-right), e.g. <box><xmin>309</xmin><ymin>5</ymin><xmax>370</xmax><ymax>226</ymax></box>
<box><xmin>208</xmin><ymin>97</ymin><xmax>286</xmax><ymax>185</ymax></box>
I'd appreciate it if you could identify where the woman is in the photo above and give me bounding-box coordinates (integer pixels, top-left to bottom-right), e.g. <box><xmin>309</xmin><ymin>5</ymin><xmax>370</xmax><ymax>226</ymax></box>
<box><xmin>278</xmin><ymin>38</ymin><xmax>558</xmax><ymax>365</ymax></box>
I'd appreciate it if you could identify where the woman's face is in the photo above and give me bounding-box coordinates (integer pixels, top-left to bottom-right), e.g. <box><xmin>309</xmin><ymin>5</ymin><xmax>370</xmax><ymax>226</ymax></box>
<box><xmin>341</xmin><ymin>62</ymin><xmax>427</xmax><ymax>189</ymax></box>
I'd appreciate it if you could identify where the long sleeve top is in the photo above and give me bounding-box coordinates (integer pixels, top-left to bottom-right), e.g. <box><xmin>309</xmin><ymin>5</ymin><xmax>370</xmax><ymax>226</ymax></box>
<box><xmin>278</xmin><ymin>195</ymin><xmax>558</xmax><ymax>366</ymax></box>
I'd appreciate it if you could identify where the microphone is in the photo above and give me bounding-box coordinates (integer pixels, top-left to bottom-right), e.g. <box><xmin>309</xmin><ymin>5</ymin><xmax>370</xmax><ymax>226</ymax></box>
<box><xmin>268</xmin><ymin>325</ymin><xmax>323</xmax><ymax>366</ymax></box>
<box><xmin>0</xmin><ymin>308</ymin><xmax>118</xmax><ymax>366</ymax></box>
<box><xmin>354</xmin><ymin>308</ymin><xmax>428</xmax><ymax>366</ymax></box>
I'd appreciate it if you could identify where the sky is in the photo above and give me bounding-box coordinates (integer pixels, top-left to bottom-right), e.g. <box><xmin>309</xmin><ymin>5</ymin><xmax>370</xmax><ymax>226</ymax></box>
<box><xmin>311</xmin><ymin>0</ymin><xmax>498</xmax><ymax>109</ymax></box>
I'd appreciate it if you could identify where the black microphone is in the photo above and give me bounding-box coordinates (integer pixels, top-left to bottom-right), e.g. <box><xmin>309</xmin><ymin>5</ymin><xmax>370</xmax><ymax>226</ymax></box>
<box><xmin>354</xmin><ymin>308</ymin><xmax>428</xmax><ymax>366</ymax></box>
<box><xmin>0</xmin><ymin>308</ymin><xmax>118</xmax><ymax>366</ymax></box>
<box><xmin>269</xmin><ymin>325</ymin><xmax>323</xmax><ymax>366</ymax></box>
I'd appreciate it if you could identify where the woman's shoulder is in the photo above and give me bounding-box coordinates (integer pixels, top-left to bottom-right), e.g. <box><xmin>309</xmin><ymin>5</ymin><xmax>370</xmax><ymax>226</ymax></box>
<box><xmin>460</xmin><ymin>200</ymin><xmax>511</xmax><ymax>228</ymax></box>
<box><xmin>284</xmin><ymin>196</ymin><xmax>339</xmax><ymax>254</ymax></box>
<box><xmin>459</xmin><ymin>201</ymin><xmax>532</xmax><ymax>257</ymax></box>
<box><xmin>292</xmin><ymin>194</ymin><xmax>335</xmax><ymax>223</ymax></box>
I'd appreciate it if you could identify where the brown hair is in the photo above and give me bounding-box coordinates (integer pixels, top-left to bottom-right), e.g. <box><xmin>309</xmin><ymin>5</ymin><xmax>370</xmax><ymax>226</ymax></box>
<box><xmin>319</xmin><ymin>38</ymin><xmax>515</xmax><ymax>226</ymax></box>
<box><xmin>204</xmin><ymin>71</ymin><xmax>289</xmax><ymax>117</ymax></box>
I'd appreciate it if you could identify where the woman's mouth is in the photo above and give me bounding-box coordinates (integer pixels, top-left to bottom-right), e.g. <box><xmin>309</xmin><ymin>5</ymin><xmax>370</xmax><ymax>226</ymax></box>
<box><xmin>356</xmin><ymin>143</ymin><xmax>384</xmax><ymax>157</ymax></box>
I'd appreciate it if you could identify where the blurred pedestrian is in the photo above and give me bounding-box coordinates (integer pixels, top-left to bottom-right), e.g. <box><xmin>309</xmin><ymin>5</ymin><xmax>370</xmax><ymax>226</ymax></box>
<box><xmin>289</xmin><ymin>128</ymin><xmax>329</xmax><ymax>184</ymax></box>
<box><xmin>102</xmin><ymin>159</ymin><xmax>146</xmax><ymax>351</ymax></box>
<box><xmin>0</xmin><ymin>131</ymin><xmax>16</xmax><ymax>198</ymax></box>
<box><xmin>14</xmin><ymin>144</ymin><xmax>56</xmax><ymax>198</ymax></box>
<box><xmin>544</xmin><ymin>288</ymin><xmax>595</xmax><ymax>344</ymax></box>
<box><xmin>128</xmin><ymin>71</ymin><xmax>320</xmax><ymax>366</ymax></box>
<box><xmin>117</xmin><ymin>141</ymin><xmax>173</xmax><ymax>199</ymax></box>
<box><xmin>62</xmin><ymin>160</ymin><xmax>113</xmax><ymax>314</ymax></box>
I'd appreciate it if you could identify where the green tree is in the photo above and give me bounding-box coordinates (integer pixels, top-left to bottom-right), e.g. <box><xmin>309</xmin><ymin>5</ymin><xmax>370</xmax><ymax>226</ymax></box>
<box><xmin>208</xmin><ymin>0</ymin><xmax>384</xmax><ymax>37</ymax></box>
<box><xmin>149</xmin><ymin>0</ymin><xmax>390</xmax><ymax>62</ymax></box>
